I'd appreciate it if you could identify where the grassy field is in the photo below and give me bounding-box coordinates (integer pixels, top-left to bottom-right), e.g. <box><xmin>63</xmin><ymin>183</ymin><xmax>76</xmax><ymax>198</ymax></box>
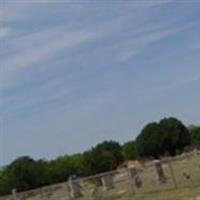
<box><xmin>104</xmin><ymin>186</ymin><xmax>200</xmax><ymax>200</ymax></box>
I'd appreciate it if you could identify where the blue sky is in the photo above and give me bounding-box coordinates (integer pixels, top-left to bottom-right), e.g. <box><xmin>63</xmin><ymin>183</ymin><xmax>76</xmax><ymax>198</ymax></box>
<box><xmin>0</xmin><ymin>0</ymin><xmax>200</xmax><ymax>166</ymax></box>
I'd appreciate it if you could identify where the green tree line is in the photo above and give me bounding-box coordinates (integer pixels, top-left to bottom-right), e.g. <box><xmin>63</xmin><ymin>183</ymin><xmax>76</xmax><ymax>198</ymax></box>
<box><xmin>0</xmin><ymin>117</ymin><xmax>199</xmax><ymax>195</ymax></box>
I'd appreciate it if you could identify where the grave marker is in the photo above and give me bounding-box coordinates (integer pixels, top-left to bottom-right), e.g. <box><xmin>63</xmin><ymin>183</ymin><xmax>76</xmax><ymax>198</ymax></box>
<box><xmin>128</xmin><ymin>166</ymin><xmax>142</xmax><ymax>188</ymax></box>
<box><xmin>11</xmin><ymin>189</ymin><xmax>17</xmax><ymax>200</ymax></box>
<box><xmin>153</xmin><ymin>160</ymin><xmax>166</xmax><ymax>184</ymax></box>
<box><xmin>68</xmin><ymin>175</ymin><xmax>82</xmax><ymax>199</ymax></box>
<box><xmin>101</xmin><ymin>174</ymin><xmax>113</xmax><ymax>191</ymax></box>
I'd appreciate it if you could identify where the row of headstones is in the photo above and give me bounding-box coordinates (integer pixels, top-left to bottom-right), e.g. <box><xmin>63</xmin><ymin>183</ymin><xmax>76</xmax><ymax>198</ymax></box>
<box><xmin>67</xmin><ymin>160</ymin><xmax>167</xmax><ymax>199</ymax></box>
<box><xmin>67</xmin><ymin>175</ymin><xmax>114</xmax><ymax>199</ymax></box>
<box><xmin>10</xmin><ymin>160</ymin><xmax>167</xmax><ymax>200</ymax></box>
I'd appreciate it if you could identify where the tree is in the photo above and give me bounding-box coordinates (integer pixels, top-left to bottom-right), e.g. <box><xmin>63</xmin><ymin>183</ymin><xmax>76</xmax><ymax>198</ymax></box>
<box><xmin>189</xmin><ymin>125</ymin><xmax>200</xmax><ymax>147</ymax></box>
<box><xmin>135</xmin><ymin>117</ymin><xmax>191</xmax><ymax>158</ymax></box>
<box><xmin>83</xmin><ymin>141</ymin><xmax>123</xmax><ymax>174</ymax></box>
<box><xmin>122</xmin><ymin>141</ymin><xmax>136</xmax><ymax>160</ymax></box>
<box><xmin>49</xmin><ymin>153</ymin><xmax>86</xmax><ymax>181</ymax></box>
<box><xmin>136</xmin><ymin>122</ymin><xmax>163</xmax><ymax>158</ymax></box>
<box><xmin>0</xmin><ymin>152</ymin><xmax>95</xmax><ymax>195</ymax></box>
<box><xmin>6</xmin><ymin>156</ymin><xmax>38</xmax><ymax>192</ymax></box>
<box><xmin>0</xmin><ymin>167</ymin><xmax>13</xmax><ymax>195</ymax></box>
<box><xmin>160</xmin><ymin>117</ymin><xmax>190</xmax><ymax>155</ymax></box>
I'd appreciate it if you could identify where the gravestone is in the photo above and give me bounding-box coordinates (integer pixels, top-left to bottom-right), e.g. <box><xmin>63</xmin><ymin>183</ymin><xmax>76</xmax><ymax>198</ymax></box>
<box><xmin>128</xmin><ymin>166</ymin><xmax>142</xmax><ymax>188</ymax></box>
<box><xmin>153</xmin><ymin>160</ymin><xmax>166</xmax><ymax>184</ymax></box>
<box><xmin>68</xmin><ymin>175</ymin><xmax>82</xmax><ymax>199</ymax></box>
<box><xmin>11</xmin><ymin>189</ymin><xmax>18</xmax><ymax>200</ymax></box>
<box><xmin>101</xmin><ymin>174</ymin><xmax>113</xmax><ymax>191</ymax></box>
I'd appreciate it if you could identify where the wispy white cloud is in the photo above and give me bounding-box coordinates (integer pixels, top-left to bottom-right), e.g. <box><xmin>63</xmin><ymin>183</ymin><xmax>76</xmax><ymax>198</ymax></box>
<box><xmin>0</xmin><ymin>13</ymin><xmax>126</xmax><ymax>114</ymax></box>
<box><xmin>117</xmin><ymin>20</ymin><xmax>200</xmax><ymax>62</ymax></box>
<box><xmin>0</xmin><ymin>27</ymin><xmax>103</xmax><ymax>82</ymax></box>
<box><xmin>3</xmin><ymin>31</ymin><xmax>95</xmax><ymax>68</ymax></box>
<box><xmin>0</xmin><ymin>74</ymin><xmax>78</xmax><ymax>115</ymax></box>
<box><xmin>0</xmin><ymin>8</ymin><xmax>127</xmax><ymax>86</ymax></box>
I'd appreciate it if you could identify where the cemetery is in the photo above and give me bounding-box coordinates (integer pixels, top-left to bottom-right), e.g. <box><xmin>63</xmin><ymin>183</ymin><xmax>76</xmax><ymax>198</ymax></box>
<box><xmin>1</xmin><ymin>152</ymin><xmax>200</xmax><ymax>200</ymax></box>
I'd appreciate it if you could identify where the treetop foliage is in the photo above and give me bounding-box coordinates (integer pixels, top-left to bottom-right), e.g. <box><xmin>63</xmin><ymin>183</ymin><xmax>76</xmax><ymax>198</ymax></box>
<box><xmin>135</xmin><ymin>117</ymin><xmax>190</xmax><ymax>158</ymax></box>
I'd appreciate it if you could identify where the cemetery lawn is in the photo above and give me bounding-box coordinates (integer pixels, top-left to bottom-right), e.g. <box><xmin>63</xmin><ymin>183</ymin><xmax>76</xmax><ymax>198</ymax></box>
<box><xmin>106</xmin><ymin>186</ymin><xmax>200</xmax><ymax>200</ymax></box>
<box><xmin>104</xmin><ymin>154</ymin><xmax>200</xmax><ymax>200</ymax></box>
<box><xmin>1</xmin><ymin>154</ymin><xmax>199</xmax><ymax>200</ymax></box>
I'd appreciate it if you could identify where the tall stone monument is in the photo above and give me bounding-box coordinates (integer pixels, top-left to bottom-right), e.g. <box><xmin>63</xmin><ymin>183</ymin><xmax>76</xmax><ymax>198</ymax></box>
<box><xmin>68</xmin><ymin>175</ymin><xmax>82</xmax><ymax>199</ymax></box>
<box><xmin>153</xmin><ymin>160</ymin><xmax>166</xmax><ymax>184</ymax></box>
<box><xmin>11</xmin><ymin>189</ymin><xmax>17</xmax><ymax>200</ymax></box>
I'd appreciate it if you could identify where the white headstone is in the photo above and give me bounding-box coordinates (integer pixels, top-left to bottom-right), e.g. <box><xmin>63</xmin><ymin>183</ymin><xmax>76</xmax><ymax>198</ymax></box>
<box><xmin>11</xmin><ymin>189</ymin><xmax>17</xmax><ymax>200</ymax></box>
